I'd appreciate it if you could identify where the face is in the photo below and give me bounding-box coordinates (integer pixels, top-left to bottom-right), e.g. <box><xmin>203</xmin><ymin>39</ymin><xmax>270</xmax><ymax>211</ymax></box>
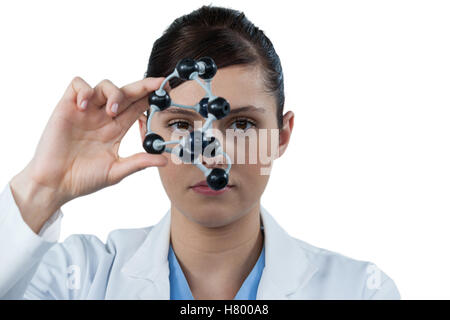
<box><xmin>138</xmin><ymin>64</ymin><xmax>294</xmax><ymax>228</ymax></box>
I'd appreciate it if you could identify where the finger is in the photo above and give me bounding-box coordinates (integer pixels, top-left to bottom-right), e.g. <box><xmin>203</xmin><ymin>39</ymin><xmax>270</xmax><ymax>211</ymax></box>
<box><xmin>108</xmin><ymin>153</ymin><xmax>168</xmax><ymax>185</ymax></box>
<box><xmin>120</xmin><ymin>77</ymin><xmax>167</xmax><ymax>104</ymax></box>
<box><xmin>64</xmin><ymin>76</ymin><xmax>95</xmax><ymax>112</ymax></box>
<box><xmin>163</xmin><ymin>79</ymin><xmax>172</xmax><ymax>93</ymax></box>
<box><xmin>111</xmin><ymin>77</ymin><xmax>169</xmax><ymax>117</ymax></box>
<box><xmin>90</xmin><ymin>79</ymin><xmax>126</xmax><ymax>116</ymax></box>
<box><xmin>114</xmin><ymin>77</ymin><xmax>169</xmax><ymax>131</ymax></box>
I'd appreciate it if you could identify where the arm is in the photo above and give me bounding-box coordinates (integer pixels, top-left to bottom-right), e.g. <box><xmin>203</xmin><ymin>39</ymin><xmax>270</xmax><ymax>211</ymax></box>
<box><xmin>0</xmin><ymin>181</ymin><xmax>63</xmax><ymax>299</ymax></box>
<box><xmin>1</xmin><ymin>76</ymin><xmax>169</xmax><ymax>299</ymax></box>
<box><xmin>0</xmin><ymin>181</ymin><xmax>113</xmax><ymax>300</ymax></box>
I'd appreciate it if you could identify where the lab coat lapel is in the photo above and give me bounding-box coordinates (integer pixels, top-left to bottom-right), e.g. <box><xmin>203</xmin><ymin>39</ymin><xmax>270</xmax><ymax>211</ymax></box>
<box><xmin>120</xmin><ymin>209</ymin><xmax>172</xmax><ymax>299</ymax></box>
<box><xmin>121</xmin><ymin>204</ymin><xmax>318</xmax><ymax>300</ymax></box>
<box><xmin>256</xmin><ymin>205</ymin><xmax>318</xmax><ymax>299</ymax></box>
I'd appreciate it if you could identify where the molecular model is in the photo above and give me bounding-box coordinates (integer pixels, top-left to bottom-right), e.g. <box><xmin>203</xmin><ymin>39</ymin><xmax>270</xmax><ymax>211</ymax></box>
<box><xmin>143</xmin><ymin>57</ymin><xmax>232</xmax><ymax>191</ymax></box>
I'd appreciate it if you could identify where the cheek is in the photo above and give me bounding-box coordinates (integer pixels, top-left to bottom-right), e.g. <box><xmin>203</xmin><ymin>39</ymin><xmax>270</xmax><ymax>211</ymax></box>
<box><xmin>231</xmin><ymin>162</ymin><xmax>270</xmax><ymax>200</ymax></box>
<box><xmin>157</xmin><ymin>158</ymin><xmax>185</xmax><ymax>190</ymax></box>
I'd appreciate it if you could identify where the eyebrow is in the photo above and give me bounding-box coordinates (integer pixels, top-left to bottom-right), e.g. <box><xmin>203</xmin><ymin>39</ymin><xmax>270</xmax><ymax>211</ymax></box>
<box><xmin>158</xmin><ymin>105</ymin><xmax>266</xmax><ymax>117</ymax></box>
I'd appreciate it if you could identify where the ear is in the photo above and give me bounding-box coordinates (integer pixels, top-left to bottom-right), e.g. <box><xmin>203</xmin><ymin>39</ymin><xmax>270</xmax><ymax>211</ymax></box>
<box><xmin>138</xmin><ymin>113</ymin><xmax>148</xmax><ymax>142</ymax></box>
<box><xmin>277</xmin><ymin>111</ymin><xmax>295</xmax><ymax>158</ymax></box>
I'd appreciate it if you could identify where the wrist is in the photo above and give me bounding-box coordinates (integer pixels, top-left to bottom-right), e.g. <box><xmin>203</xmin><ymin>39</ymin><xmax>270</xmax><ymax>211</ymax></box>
<box><xmin>10</xmin><ymin>167</ymin><xmax>65</xmax><ymax>234</ymax></box>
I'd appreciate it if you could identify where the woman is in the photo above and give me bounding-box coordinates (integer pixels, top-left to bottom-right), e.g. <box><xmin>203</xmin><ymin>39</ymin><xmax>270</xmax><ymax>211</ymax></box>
<box><xmin>0</xmin><ymin>5</ymin><xmax>400</xmax><ymax>299</ymax></box>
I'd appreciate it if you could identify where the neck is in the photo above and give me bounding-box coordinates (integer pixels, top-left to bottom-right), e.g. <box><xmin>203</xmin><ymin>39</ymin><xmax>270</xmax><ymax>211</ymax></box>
<box><xmin>169</xmin><ymin>203</ymin><xmax>264</xmax><ymax>299</ymax></box>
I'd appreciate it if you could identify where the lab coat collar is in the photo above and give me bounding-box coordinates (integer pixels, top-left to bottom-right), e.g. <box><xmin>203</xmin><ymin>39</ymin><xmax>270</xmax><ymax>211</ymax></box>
<box><xmin>121</xmin><ymin>204</ymin><xmax>318</xmax><ymax>299</ymax></box>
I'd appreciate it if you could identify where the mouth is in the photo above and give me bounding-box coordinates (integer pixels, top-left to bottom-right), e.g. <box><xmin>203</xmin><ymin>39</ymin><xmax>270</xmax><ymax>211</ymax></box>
<box><xmin>189</xmin><ymin>180</ymin><xmax>235</xmax><ymax>196</ymax></box>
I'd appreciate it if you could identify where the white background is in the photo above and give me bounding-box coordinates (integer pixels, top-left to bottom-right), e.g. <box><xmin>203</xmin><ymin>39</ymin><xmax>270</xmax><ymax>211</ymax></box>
<box><xmin>0</xmin><ymin>0</ymin><xmax>449</xmax><ymax>299</ymax></box>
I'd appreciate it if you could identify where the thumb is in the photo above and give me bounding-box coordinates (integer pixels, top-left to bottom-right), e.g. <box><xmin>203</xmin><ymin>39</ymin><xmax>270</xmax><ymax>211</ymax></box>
<box><xmin>108</xmin><ymin>152</ymin><xmax>168</xmax><ymax>185</ymax></box>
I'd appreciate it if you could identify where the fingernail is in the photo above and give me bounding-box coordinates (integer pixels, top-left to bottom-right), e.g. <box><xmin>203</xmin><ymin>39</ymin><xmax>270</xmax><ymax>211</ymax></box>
<box><xmin>80</xmin><ymin>100</ymin><xmax>87</xmax><ymax>110</ymax></box>
<box><xmin>111</xmin><ymin>103</ymin><xmax>119</xmax><ymax>114</ymax></box>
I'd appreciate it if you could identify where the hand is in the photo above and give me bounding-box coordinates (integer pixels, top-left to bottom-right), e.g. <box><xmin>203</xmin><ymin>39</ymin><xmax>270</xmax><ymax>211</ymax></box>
<box><xmin>18</xmin><ymin>76</ymin><xmax>169</xmax><ymax>208</ymax></box>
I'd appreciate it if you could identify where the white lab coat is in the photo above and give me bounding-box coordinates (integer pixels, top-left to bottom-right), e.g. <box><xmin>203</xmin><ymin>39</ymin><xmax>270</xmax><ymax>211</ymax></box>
<box><xmin>0</xmin><ymin>182</ymin><xmax>400</xmax><ymax>299</ymax></box>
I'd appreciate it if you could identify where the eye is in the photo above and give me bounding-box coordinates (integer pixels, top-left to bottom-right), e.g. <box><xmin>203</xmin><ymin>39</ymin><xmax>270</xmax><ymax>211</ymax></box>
<box><xmin>167</xmin><ymin>120</ymin><xmax>193</xmax><ymax>132</ymax></box>
<box><xmin>167</xmin><ymin>117</ymin><xmax>257</xmax><ymax>132</ymax></box>
<box><xmin>229</xmin><ymin>117</ymin><xmax>256</xmax><ymax>131</ymax></box>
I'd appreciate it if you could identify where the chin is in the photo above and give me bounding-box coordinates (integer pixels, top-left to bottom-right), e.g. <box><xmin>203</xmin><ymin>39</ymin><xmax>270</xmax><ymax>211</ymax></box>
<box><xmin>184</xmin><ymin>208</ymin><xmax>237</xmax><ymax>228</ymax></box>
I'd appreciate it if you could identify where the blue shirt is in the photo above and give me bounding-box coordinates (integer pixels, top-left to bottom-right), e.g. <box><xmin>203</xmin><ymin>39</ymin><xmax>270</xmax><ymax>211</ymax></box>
<box><xmin>168</xmin><ymin>243</ymin><xmax>265</xmax><ymax>300</ymax></box>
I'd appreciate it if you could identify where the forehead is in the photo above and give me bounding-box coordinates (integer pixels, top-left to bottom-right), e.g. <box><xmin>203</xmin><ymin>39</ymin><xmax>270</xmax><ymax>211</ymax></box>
<box><xmin>168</xmin><ymin>64</ymin><xmax>274</xmax><ymax>111</ymax></box>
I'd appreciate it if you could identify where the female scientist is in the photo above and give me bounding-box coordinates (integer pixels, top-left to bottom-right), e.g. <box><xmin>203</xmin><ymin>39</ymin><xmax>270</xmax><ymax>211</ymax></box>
<box><xmin>0</xmin><ymin>5</ymin><xmax>400</xmax><ymax>299</ymax></box>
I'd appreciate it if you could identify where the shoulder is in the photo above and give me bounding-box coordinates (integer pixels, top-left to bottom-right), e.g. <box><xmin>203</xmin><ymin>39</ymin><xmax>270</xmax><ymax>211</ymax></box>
<box><xmin>290</xmin><ymin>236</ymin><xmax>401</xmax><ymax>299</ymax></box>
<box><xmin>45</xmin><ymin>225</ymin><xmax>155</xmax><ymax>266</ymax></box>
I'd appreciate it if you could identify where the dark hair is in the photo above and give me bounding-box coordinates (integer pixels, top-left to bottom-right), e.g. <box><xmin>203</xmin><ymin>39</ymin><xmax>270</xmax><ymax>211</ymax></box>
<box><xmin>145</xmin><ymin>5</ymin><xmax>285</xmax><ymax>129</ymax></box>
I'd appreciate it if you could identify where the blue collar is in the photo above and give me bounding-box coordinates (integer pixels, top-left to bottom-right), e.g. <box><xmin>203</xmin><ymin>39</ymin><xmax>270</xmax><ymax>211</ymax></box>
<box><xmin>168</xmin><ymin>242</ymin><xmax>265</xmax><ymax>300</ymax></box>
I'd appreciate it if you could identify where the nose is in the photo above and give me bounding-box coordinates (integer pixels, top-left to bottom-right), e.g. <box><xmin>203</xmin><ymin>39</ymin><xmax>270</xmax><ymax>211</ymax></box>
<box><xmin>200</xmin><ymin>152</ymin><xmax>227</xmax><ymax>170</ymax></box>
